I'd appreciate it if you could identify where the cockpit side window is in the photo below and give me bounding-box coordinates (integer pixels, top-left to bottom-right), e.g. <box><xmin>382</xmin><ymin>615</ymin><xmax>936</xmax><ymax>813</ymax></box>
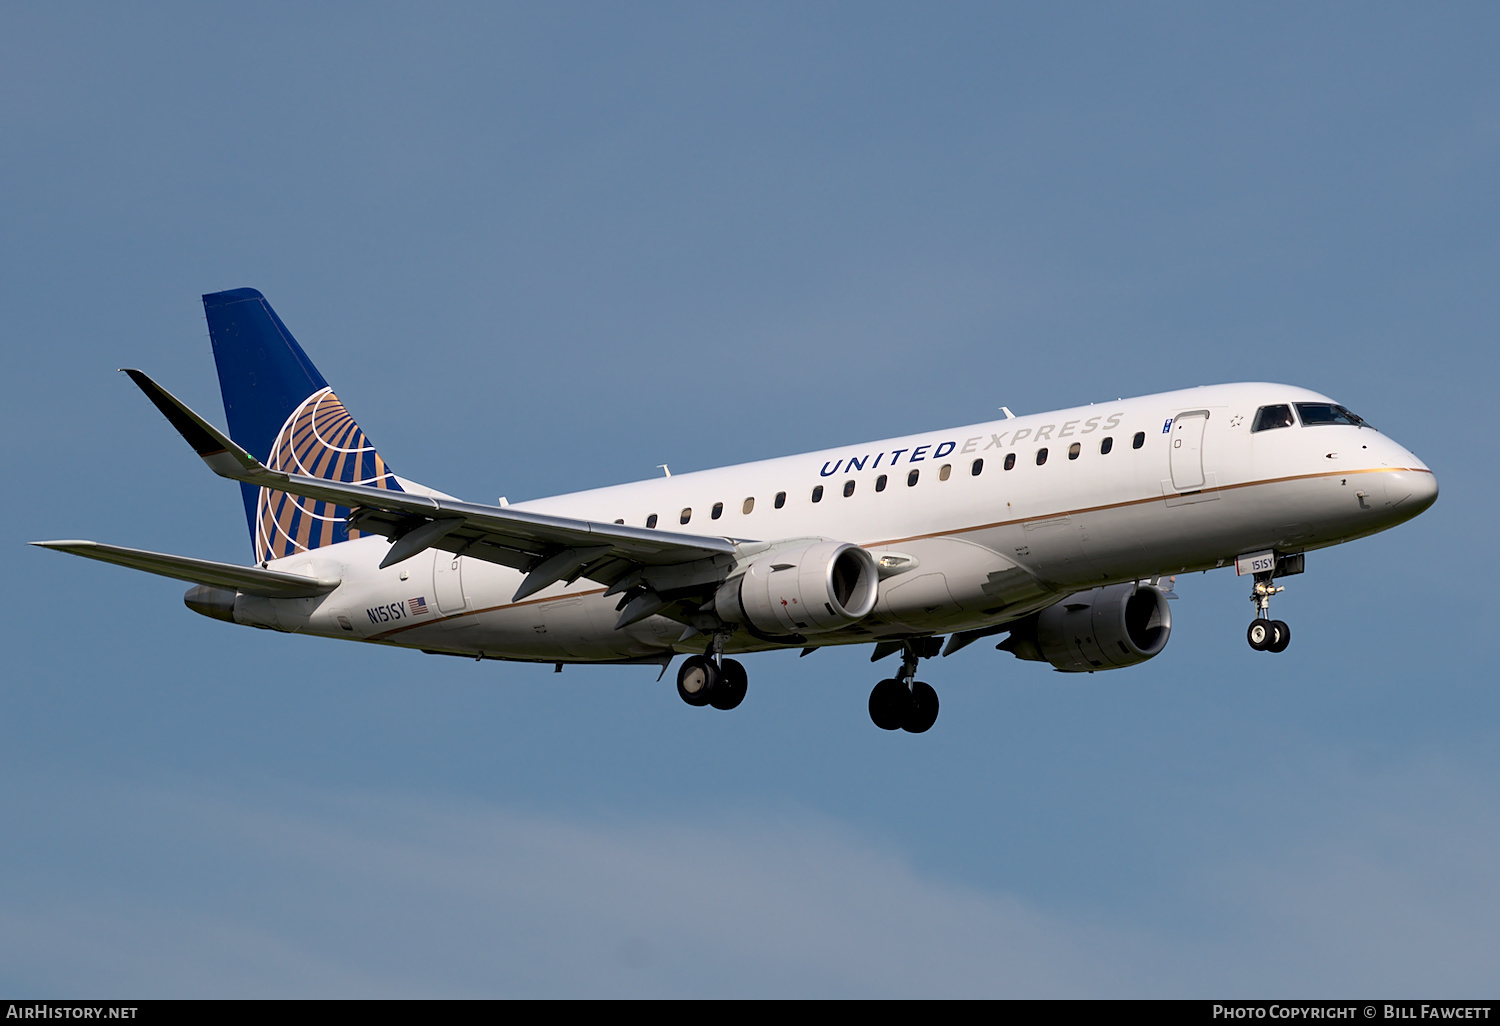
<box><xmin>1295</xmin><ymin>403</ymin><xmax>1372</xmax><ymax>429</ymax></box>
<box><xmin>1251</xmin><ymin>405</ymin><xmax>1295</xmax><ymax>432</ymax></box>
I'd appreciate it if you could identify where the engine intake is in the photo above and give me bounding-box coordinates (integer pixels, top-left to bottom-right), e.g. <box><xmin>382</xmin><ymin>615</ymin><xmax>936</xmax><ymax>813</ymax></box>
<box><xmin>715</xmin><ymin>540</ymin><xmax>878</xmax><ymax>636</ymax></box>
<box><xmin>1000</xmin><ymin>582</ymin><xmax>1171</xmax><ymax>672</ymax></box>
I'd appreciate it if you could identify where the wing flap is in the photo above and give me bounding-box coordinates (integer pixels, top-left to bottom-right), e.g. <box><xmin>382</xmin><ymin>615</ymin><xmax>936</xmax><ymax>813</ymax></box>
<box><xmin>31</xmin><ymin>541</ymin><xmax>340</xmax><ymax>598</ymax></box>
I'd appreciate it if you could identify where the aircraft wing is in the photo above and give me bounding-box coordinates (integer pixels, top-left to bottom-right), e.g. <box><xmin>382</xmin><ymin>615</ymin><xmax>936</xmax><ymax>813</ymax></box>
<box><xmin>123</xmin><ymin>370</ymin><xmax>740</xmax><ymax>602</ymax></box>
<box><xmin>30</xmin><ymin>540</ymin><xmax>340</xmax><ymax>598</ymax></box>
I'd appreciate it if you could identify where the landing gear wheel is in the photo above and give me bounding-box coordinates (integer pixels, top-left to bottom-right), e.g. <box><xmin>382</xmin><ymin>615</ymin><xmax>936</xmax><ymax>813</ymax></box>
<box><xmin>676</xmin><ymin>655</ymin><xmax>717</xmax><ymax>707</ymax></box>
<box><xmin>1248</xmin><ymin>571</ymin><xmax>1289</xmax><ymax>654</ymax></box>
<box><xmin>902</xmin><ymin>682</ymin><xmax>939</xmax><ymax>734</ymax></box>
<box><xmin>1267</xmin><ymin>620</ymin><xmax>1291</xmax><ymax>653</ymax></box>
<box><xmin>710</xmin><ymin>658</ymin><xmax>747</xmax><ymax>710</ymax></box>
<box><xmin>868</xmin><ymin>678</ymin><xmax>909</xmax><ymax>731</ymax></box>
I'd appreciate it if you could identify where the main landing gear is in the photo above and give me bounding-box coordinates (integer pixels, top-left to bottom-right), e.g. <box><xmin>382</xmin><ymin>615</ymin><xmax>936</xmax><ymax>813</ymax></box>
<box><xmin>868</xmin><ymin>639</ymin><xmax>940</xmax><ymax>734</ymax></box>
<box><xmin>675</xmin><ymin>633</ymin><xmax>747</xmax><ymax>711</ymax></box>
<box><xmin>1246</xmin><ymin>571</ymin><xmax>1292</xmax><ymax>654</ymax></box>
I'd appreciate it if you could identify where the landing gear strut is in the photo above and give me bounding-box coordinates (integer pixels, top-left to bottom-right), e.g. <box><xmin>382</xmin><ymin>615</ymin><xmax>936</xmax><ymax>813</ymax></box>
<box><xmin>1246</xmin><ymin>572</ymin><xmax>1292</xmax><ymax>653</ymax></box>
<box><xmin>869</xmin><ymin>640</ymin><xmax>940</xmax><ymax>733</ymax></box>
<box><xmin>675</xmin><ymin>632</ymin><xmax>747</xmax><ymax>711</ymax></box>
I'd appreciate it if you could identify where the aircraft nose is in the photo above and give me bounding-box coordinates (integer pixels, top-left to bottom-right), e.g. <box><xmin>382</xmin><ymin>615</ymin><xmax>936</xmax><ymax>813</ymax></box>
<box><xmin>1381</xmin><ymin>464</ymin><xmax>1438</xmax><ymax>518</ymax></box>
<box><xmin>1408</xmin><ymin>466</ymin><xmax>1438</xmax><ymax>511</ymax></box>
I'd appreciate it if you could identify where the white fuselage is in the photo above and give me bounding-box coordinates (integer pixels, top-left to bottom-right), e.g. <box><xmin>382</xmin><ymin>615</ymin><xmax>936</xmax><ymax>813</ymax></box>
<box><xmin>236</xmin><ymin>383</ymin><xmax>1436</xmax><ymax>664</ymax></box>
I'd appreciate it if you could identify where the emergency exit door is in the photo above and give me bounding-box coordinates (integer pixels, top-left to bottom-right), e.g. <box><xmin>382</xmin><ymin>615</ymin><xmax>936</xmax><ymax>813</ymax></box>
<box><xmin>433</xmin><ymin>552</ymin><xmax>467</xmax><ymax>614</ymax></box>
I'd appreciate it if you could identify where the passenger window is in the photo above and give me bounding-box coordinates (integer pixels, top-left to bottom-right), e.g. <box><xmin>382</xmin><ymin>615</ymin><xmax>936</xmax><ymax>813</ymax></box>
<box><xmin>938</xmin><ymin>463</ymin><xmax>952</xmax><ymax>481</ymax></box>
<box><xmin>907</xmin><ymin>469</ymin><xmax>919</xmax><ymax>487</ymax></box>
<box><xmin>1004</xmin><ymin>453</ymin><xmax>1016</xmax><ymax>471</ymax></box>
<box><xmin>843</xmin><ymin>480</ymin><xmax>856</xmax><ymax>497</ymax></box>
<box><xmin>1068</xmin><ymin>442</ymin><xmax>1080</xmax><ymax>460</ymax></box>
<box><xmin>614</xmin><ymin>519</ymin><xmax>624</xmax><ymax>525</ymax></box>
<box><xmin>971</xmin><ymin>458</ymin><xmax>984</xmax><ymax>476</ymax></box>
<box><xmin>1100</xmin><ymin>436</ymin><xmax>1113</xmax><ymax>454</ymax></box>
<box><xmin>875</xmin><ymin>474</ymin><xmax>888</xmax><ymax>492</ymax></box>
<box><xmin>774</xmin><ymin>491</ymin><xmax>786</xmax><ymax>509</ymax></box>
<box><xmin>646</xmin><ymin>514</ymin><xmax>658</xmax><ymax>528</ymax></box>
<box><xmin>680</xmin><ymin>508</ymin><xmax>692</xmax><ymax>525</ymax></box>
<box><xmin>711</xmin><ymin>502</ymin><xmax>723</xmax><ymax>520</ymax></box>
<box><xmin>811</xmin><ymin>485</ymin><xmax>823</xmax><ymax>503</ymax></box>
<box><xmin>1132</xmin><ymin>431</ymin><xmax>1145</xmax><ymax>449</ymax></box>
<box><xmin>1253</xmin><ymin>405</ymin><xmax>1296</xmax><ymax>432</ymax></box>
<box><xmin>742</xmin><ymin>497</ymin><xmax>755</xmax><ymax>515</ymax></box>
<box><xmin>1036</xmin><ymin>448</ymin><xmax>1048</xmax><ymax>466</ymax></box>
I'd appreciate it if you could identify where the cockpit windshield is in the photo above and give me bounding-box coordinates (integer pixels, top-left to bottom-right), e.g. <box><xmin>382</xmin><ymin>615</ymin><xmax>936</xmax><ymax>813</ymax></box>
<box><xmin>1251</xmin><ymin>405</ymin><xmax>1295</xmax><ymax>432</ymax></box>
<box><xmin>1295</xmin><ymin>403</ymin><xmax>1373</xmax><ymax>429</ymax></box>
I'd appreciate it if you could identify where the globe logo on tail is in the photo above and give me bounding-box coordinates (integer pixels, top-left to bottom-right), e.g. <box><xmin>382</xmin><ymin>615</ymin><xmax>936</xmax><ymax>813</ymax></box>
<box><xmin>255</xmin><ymin>388</ymin><xmax>402</xmax><ymax>563</ymax></box>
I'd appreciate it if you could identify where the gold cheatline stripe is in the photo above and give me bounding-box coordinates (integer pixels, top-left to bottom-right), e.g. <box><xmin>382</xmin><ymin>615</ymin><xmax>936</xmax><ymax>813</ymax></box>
<box><xmin>366</xmin><ymin>466</ymin><xmax>1430</xmax><ymax>641</ymax></box>
<box><xmin>864</xmin><ymin>466</ymin><xmax>1428</xmax><ymax>548</ymax></box>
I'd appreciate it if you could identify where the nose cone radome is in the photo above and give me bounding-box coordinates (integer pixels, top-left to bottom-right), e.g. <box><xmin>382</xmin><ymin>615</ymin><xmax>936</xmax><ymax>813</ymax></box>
<box><xmin>1384</xmin><ymin>466</ymin><xmax>1438</xmax><ymax>519</ymax></box>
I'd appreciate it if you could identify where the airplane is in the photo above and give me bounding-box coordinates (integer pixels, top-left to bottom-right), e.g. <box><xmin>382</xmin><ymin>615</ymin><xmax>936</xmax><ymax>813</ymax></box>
<box><xmin>34</xmin><ymin>288</ymin><xmax>1438</xmax><ymax>734</ymax></box>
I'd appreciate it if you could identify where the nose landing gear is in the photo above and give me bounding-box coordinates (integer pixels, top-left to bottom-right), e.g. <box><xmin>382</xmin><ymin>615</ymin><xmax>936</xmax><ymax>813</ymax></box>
<box><xmin>1247</xmin><ymin>572</ymin><xmax>1291</xmax><ymax>653</ymax></box>
<box><xmin>868</xmin><ymin>640</ymin><xmax>940</xmax><ymax>733</ymax></box>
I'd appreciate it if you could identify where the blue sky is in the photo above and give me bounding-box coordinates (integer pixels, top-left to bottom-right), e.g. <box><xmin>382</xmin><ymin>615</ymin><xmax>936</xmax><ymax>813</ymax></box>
<box><xmin>2</xmin><ymin>3</ymin><xmax>1496</xmax><ymax>997</ymax></box>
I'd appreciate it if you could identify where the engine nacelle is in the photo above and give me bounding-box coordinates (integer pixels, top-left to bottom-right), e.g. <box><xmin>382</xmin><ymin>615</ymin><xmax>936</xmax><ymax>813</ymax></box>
<box><xmin>1000</xmin><ymin>582</ymin><xmax>1171</xmax><ymax>672</ymax></box>
<box><xmin>714</xmin><ymin>540</ymin><xmax>879</xmax><ymax>637</ymax></box>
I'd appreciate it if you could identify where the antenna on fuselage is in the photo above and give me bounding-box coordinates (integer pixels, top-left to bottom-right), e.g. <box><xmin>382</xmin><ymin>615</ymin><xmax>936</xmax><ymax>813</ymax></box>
<box><xmin>657</xmin><ymin>464</ymin><xmax>671</xmax><ymax>477</ymax></box>
<box><xmin>999</xmin><ymin>407</ymin><xmax>1015</xmax><ymax>419</ymax></box>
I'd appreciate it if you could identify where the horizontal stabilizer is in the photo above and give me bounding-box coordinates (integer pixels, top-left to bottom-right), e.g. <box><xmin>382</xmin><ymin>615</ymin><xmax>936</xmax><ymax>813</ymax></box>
<box><xmin>31</xmin><ymin>540</ymin><xmax>340</xmax><ymax>598</ymax></box>
<box><xmin>122</xmin><ymin>368</ymin><xmax>267</xmax><ymax>480</ymax></box>
<box><xmin>125</xmin><ymin>369</ymin><xmax>742</xmax><ymax>589</ymax></box>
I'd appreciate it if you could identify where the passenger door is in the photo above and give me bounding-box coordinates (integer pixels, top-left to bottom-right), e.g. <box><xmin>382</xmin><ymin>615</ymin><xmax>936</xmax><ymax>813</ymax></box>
<box><xmin>1169</xmin><ymin>410</ymin><xmax>1210</xmax><ymax>491</ymax></box>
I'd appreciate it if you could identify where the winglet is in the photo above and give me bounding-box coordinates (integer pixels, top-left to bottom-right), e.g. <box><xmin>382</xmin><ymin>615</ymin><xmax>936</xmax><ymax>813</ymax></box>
<box><xmin>121</xmin><ymin>369</ymin><xmax>274</xmax><ymax>482</ymax></box>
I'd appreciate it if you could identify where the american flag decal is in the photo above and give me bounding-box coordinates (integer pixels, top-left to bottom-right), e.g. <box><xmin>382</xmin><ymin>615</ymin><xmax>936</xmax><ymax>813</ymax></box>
<box><xmin>409</xmin><ymin>596</ymin><xmax>429</xmax><ymax>616</ymax></box>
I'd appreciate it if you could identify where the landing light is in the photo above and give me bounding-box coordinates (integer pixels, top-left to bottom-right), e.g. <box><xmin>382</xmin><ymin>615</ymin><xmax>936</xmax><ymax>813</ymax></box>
<box><xmin>875</xmin><ymin>553</ymin><xmax>918</xmax><ymax>578</ymax></box>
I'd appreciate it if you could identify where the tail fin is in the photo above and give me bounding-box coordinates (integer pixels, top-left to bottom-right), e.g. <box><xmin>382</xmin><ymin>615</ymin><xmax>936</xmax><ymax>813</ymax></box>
<box><xmin>203</xmin><ymin>288</ymin><xmax>402</xmax><ymax>563</ymax></box>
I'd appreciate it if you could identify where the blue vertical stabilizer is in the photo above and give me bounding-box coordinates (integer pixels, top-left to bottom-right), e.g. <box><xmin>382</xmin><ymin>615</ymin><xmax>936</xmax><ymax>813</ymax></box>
<box><xmin>202</xmin><ymin>288</ymin><xmax>401</xmax><ymax>563</ymax></box>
